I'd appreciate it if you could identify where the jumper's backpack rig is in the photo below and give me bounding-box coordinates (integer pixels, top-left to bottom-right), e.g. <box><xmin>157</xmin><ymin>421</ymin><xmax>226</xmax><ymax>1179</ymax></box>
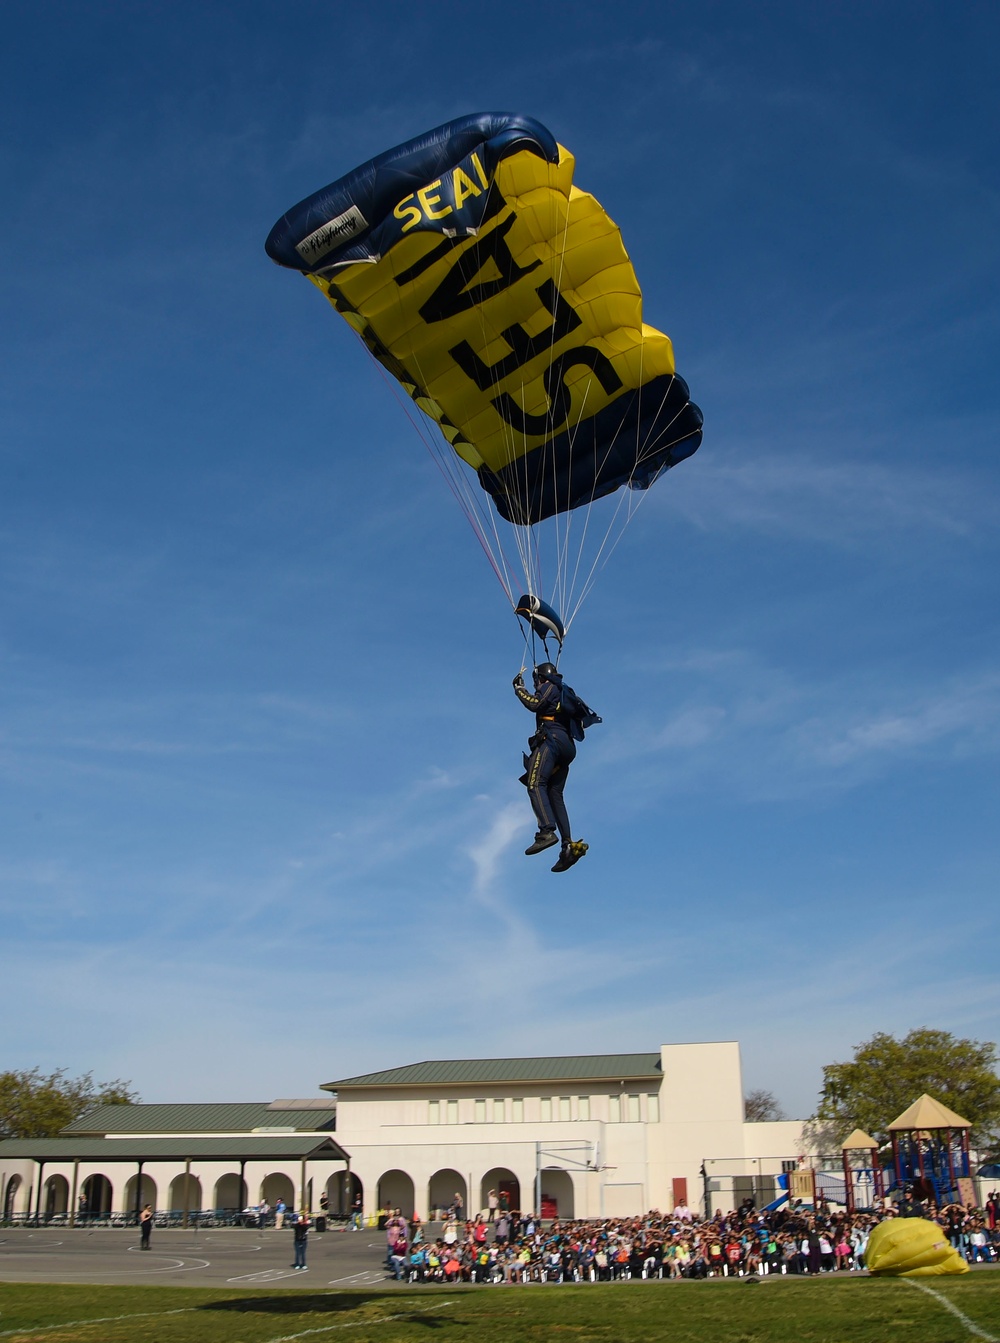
<box><xmin>557</xmin><ymin>683</ymin><xmax>602</xmax><ymax>742</ymax></box>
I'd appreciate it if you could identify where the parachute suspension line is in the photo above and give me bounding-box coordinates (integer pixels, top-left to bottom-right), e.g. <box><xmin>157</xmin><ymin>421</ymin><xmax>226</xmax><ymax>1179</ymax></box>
<box><xmin>516</xmin><ymin>610</ymin><xmax>531</xmax><ymax>659</ymax></box>
<box><xmin>560</xmin><ymin>329</ymin><xmax>684</xmax><ymax>631</ymax></box>
<box><xmin>543</xmin><ymin>186</ymin><xmax>577</xmax><ymax>624</ymax></box>
<box><xmin>541</xmin><ymin>186</ymin><xmax>653</xmax><ymax>634</ymax></box>
<box><xmin>563</xmin><ymin>352</ymin><xmax>653</xmax><ymax>630</ymax></box>
<box><xmin>370</xmin><ymin>247</ymin><xmax>532</xmax><ymax>614</ymax></box>
<box><xmin>554</xmin><ymin>356</ymin><xmax>645</xmax><ymax>634</ymax></box>
<box><xmin>551</xmin><ymin>374</ymin><xmax>595</xmax><ymax>626</ymax></box>
<box><xmin>566</xmin><ymin>368</ymin><xmax>682</xmax><ymax>625</ymax></box>
<box><xmin>562</xmin><ymin>331</ymin><xmax>653</xmax><ymax>625</ymax></box>
<box><xmin>462</xmin><ymin>208</ymin><xmax>542</xmax><ymax>610</ymax></box>
<box><xmin>362</xmin><ymin>340</ymin><xmax>515</xmax><ymax>600</ymax></box>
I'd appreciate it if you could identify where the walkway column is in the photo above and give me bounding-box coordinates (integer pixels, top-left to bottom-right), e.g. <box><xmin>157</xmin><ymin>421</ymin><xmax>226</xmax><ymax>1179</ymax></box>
<box><xmin>70</xmin><ymin>1160</ymin><xmax>80</xmax><ymax>1228</ymax></box>
<box><xmin>183</xmin><ymin>1158</ymin><xmax>192</xmax><ymax>1229</ymax></box>
<box><xmin>34</xmin><ymin>1161</ymin><xmax>46</xmax><ymax>1224</ymax></box>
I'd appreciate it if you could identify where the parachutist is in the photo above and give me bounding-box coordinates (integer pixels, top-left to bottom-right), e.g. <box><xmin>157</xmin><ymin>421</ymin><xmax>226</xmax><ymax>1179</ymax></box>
<box><xmin>514</xmin><ymin>662</ymin><xmax>601</xmax><ymax>870</ymax></box>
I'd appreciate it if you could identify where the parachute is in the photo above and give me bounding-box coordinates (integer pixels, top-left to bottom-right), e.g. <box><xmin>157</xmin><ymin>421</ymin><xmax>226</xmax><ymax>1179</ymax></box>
<box><xmin>866</xmin><ymin>1218</ymin><xmax>969</xmax><ymax>1277</ymax></box>
<box><xmin>266</xmin><ymin>112</ymin><xmax>702</xmax><ymax>653</ymax></box>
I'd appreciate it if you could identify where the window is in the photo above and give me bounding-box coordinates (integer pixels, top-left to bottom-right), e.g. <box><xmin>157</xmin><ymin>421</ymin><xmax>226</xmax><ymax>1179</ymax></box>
<box><xmin>493</xmin><ymin>1099</ymin><xmax>505</xmax><ymax>1123</ymax></box>
<box><xmin>540</xmin><ymin>1098</ymin><xmax>552</xmax><ymax>1122</ymax></box>
<box><xmin>429</xmin><ymin>1101</ymin><xmax>439</xmax><ymax>1125</ymax></box>
<box><xmin>781</xmin><ymin>1159</ymin><xmax>798</xmax><ymax>1173</ymax></box>
<box><xmin>647</xmin><ymin>1093</ymin><xmax>660</xmax><ymax>1123</ymax></box>
<box><xmin>512</xmin><ymin>1098</ymin><xmax>524</xmax><ymax>1123</ymax></box>
<box><xmin>578</xmin><ymin>1096</ymin><xmax>590</xmax><ymax>1121</ymax></box>
<box><xmin>447</xmin><ymin>1099</ymin><xmax>458</xmax><ymax>1124</ymax></box>
<box><xmin>559</xmin><ymin>1097</ymin><xmax>571</xmax><ymax>1121</ymax></box>
<box><xmin>474</xmin><ymin>1099</ymin><xmax>486</xmax><ymax>1123</ymax></box>
<box><xmin>628</xmin><ymin>1094</ymin><xmax>640</xmax><ymax>1123</ymax></box>
<box><xmin>609</xmin><ymin>1095</ymin><xmax>621</xmax><ymax>1123</ymax></box>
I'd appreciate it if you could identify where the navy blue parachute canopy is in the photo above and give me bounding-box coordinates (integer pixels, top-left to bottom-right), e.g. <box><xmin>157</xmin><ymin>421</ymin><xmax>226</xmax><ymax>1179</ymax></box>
<box><xmin>515</xmin><ymin>594</ymin><xmax>564</xmax><ymax>644</ymax></box>
<box><xmin>266</xmin><ymin>112</ymin><xmax>558</xmax><ymax>273</ymax></box>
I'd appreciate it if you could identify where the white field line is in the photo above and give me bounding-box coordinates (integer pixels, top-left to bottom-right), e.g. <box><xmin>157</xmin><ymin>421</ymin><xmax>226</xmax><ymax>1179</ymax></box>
<box><xmin>266</xmin><ymin>1301</ymin><xmax>457</xmax><ymax>1343</ymax></box>
<box><xmin>227</xmin><ymin>1268</ymin><xmax>307</xmax><ymax>1283</ymax></box>
<box><xmin>903</xmin><ymin>1278</ymin><xmax>999</xmax><ymax>1341</ymax></box>
<box><xmin>0</xmin><ymin>1306</ymin><xmax>197</xmax><ymax>1337</ymax></box>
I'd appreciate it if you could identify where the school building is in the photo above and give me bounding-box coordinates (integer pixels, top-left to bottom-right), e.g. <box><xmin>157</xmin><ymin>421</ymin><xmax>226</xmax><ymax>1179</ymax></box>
<box><xmin>0</xmin><ymin>1040</ymin><xmax>806</xmax><ymax>1222</ymax></box>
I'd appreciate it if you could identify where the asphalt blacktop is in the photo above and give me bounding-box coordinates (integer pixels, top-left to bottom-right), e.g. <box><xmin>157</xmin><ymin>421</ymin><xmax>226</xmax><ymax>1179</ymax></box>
<box><xmin>0</xmin><ymin>1225</ymin><xmax>390</xmax><ymax>1289</ymax></box>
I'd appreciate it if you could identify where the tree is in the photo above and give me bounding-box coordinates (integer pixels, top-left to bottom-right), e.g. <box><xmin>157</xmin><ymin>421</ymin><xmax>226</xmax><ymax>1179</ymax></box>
<box><xmin>813</xmin><ymin>1028</ymin><xmax>1000</xmax><ymax>1147</ymax></box>
<box><xmin>0</xmin><ymin>1069</ymin><xmax>138</xmax><ymax>1140</ymax></box>
<box><xmin>744</xmin><ymin>1088</ymin><xmax>786</xmax><ymax>1122</ymax></box>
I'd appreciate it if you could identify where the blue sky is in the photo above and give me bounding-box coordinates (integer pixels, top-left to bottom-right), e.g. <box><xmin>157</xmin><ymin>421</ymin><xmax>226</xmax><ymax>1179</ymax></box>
<box><xmin>1</xmin><ymin>1</ymin><xmax>997</xmax><ymax>1121</ymax></box>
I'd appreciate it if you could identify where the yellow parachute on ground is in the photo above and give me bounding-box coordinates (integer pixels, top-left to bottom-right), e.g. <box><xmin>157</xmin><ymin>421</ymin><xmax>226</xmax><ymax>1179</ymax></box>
<box><xmin>866</xmin><ymin>1217</ymin><xmax>969</xmax><ymax>1277</ymax></box>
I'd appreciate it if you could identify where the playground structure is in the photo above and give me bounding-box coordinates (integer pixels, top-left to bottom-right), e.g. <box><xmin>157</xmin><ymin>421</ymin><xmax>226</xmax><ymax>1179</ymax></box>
<box><xmin>699</xmin><ymin>1094</ymin><xmax>977</xmax><ymax>1217</ymax></box>
<box><xmin>841</xmin><ymin>1129</ymin><xmax>885</xmax><ymax>1212</ymax></box>
<box><xmin>886</xmin><ymin>1094</ymin><xmax>973</xmax><ymax>1207</ymax></box>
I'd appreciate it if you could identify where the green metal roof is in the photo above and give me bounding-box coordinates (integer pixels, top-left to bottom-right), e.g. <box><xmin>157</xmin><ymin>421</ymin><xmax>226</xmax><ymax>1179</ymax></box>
<box><xmin>0</xmin><ymin>1135</ymin><xmax>348</xmax><ymax>1162</ymax></box>
<box><xmin>325</xmin><ymin>1053</ymin><xmax>662</xmax><ymax>1089</ymax></box>
<box><xmin>62</xmin><ymin>1101</ymin><xmax>335</xmax><ymax>1136</ymax></box>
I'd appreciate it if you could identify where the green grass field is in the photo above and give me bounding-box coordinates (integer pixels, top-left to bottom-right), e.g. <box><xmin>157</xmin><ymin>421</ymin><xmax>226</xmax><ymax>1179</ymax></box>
<box><xmin>1</xmin><ymin>1276</ymin><xmax>999</xmax><ymax>1343</ymax></box>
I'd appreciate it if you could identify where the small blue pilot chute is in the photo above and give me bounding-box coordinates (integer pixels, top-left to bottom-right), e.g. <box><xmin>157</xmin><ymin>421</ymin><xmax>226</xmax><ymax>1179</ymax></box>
<box><xmin>515</xmin><ymin>594</ymin><xmax>565</xmax><ymax>645</ymax></box>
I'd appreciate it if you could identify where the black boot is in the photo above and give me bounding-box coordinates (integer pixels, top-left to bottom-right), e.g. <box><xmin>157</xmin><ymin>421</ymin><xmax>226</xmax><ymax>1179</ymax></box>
<box><xmin>551</xmin><ymin>840</ymin><xmax>588</xmax><ymax>872</ymax></box>
<box><xmin>525</xmin><ymin>829</ymin><xmax>559</xmax><ymax>855</ymax></box>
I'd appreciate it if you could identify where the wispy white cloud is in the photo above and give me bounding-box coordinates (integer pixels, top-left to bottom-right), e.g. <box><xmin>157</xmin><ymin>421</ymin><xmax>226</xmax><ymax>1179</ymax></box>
<box><xmin>661</xmin><ymin>449</ymin><xmax>997</xmax><ymax>547</ymax></box>
<box><xmin>806</xmin><ymin>675</ymin><xmax>1000</xmax><ymax>766</ymax></box>
<box><xmin>590</xmin><ymin>653</ymin><xmax>1000</xmax><ymax>806</ymax></box>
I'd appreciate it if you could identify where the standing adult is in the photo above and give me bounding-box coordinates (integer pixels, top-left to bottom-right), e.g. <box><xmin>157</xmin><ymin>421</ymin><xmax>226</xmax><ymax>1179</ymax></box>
<box><xmin>139</xmin><ymin>1204</ymin><xmax>153</xmax><ymax>1251</ymax></box>
<box><xmin>452</xmin><ymin>1191</ymin><xmax>464</xmax><ymax>1224</ymax></box>
<box><xmin>487</xmin><ymin>1189</ymin><xmax>498</xmax><ymax>1223</ymax></box>
<box><xmin>275</xmin><ymin>1197</ymin><xmax>286</xmax><ymax>1230</ymax></box>
<box><xmin>292</xmin><ymin>1211</ymin><xmax>310</xmax><ymax>1270</ymax></box>
<box><xmin>385</xmin><ymin>1210</ymin><xmax>408</xmax><ymax>1268</ymax></box>
<box><xmin>258</xmin><ymin>1198</ymin><xmax>270</xmax><ymax>1230</ymax></box>
<box><xmin>351</xmin><ymin>1191</ymin><xmax>363</xmax><ymax>1231</ymax></box>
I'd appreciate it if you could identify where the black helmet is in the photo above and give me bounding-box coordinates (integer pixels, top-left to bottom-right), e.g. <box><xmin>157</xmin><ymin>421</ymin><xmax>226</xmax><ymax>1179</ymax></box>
<box><xmin>533</xmin><ymin>661</ymin><xmax>559</xmax><ymax>683</ymax></box>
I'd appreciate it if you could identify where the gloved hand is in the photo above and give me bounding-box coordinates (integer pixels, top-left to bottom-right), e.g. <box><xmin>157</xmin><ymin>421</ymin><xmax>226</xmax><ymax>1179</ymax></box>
<box><xmin>513</xmin><ymin>671</ymin><xmax>525</xmax><ymax>688</ymax></box>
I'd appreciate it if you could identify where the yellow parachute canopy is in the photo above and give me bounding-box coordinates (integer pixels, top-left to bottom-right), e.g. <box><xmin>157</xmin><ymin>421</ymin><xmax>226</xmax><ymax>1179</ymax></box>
<box><xmin>266</xmin><ymin>113</ymin><xmax>703</xmax><ymax>639</ymax></box>
<box><xmin>866</xmin><ymin>1218</ymin><xmax>969</xmax><ymax>1277</ymax></box>
<box><xmin>266</xmin><ymin>113</ymin><xmax>701</xmax><ymax>528</ymax></box>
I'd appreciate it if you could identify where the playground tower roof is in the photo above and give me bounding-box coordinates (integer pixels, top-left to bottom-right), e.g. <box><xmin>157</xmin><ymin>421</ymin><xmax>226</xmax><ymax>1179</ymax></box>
<box><xmin>887</xmin><ymin>1094</ymin><xmax>971</xmax><ymax>1130</ymax></box>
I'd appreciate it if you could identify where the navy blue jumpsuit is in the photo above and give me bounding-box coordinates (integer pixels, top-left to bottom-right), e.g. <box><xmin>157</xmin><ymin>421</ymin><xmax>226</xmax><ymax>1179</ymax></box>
<box><xmin>514</xmin><ymin>672</ymin><xmax>577</xmax><ymax>841</ymax></box>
